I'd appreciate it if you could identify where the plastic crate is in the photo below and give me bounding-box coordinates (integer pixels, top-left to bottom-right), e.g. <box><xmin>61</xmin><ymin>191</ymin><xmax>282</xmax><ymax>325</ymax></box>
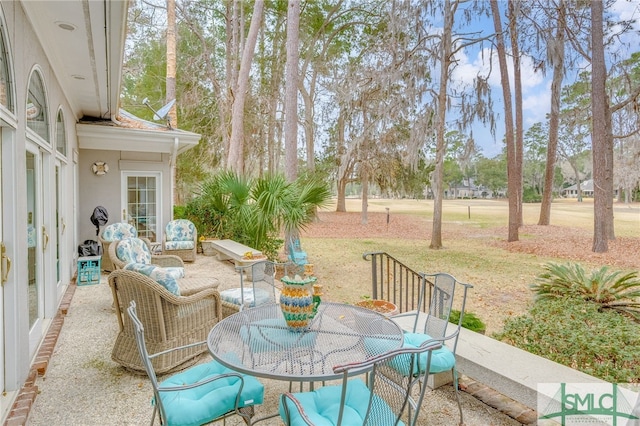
<box><xmin>77</xmin><ymin>256</ymin><xmax>101</xmax><ymax>285</ymax></box>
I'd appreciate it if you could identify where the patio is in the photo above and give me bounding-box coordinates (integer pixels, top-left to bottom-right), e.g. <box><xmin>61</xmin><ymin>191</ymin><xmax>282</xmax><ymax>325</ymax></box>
<box><xmin>26</xmin><ymin>254</ymin><xmax>521</xmax><ymax>425</ymax></box>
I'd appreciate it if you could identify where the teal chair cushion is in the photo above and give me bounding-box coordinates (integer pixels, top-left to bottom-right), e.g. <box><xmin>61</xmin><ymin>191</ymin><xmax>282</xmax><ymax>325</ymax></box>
<box><xmin>159</xmin><ymin>360</ymin><xmax>264</xmax><ymax>426</ymax></box>
<box><xmin>400</xmin><ymin>332</ymin><xmax>456</xmax><ymax>375</ymax></box>
<box><xmin>279</xmin><ymin>378</ymin><xmax>403</xmax><ymax>426</ymax></box>
<box><xmin>124</xmin><ymin>263</ymin><xmax>180</xmax><ymax>296</ymax></box>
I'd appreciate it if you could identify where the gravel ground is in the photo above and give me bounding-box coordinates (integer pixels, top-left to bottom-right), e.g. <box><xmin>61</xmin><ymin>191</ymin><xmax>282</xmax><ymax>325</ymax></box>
<box><xmin>28</xmin><ymin>254</ymin><xmax>521</xmax><ymax>426</ymax></box>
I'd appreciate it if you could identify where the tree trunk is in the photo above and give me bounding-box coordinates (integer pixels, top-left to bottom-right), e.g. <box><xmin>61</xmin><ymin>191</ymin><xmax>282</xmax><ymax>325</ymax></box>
<box><xmin>227</xmin><ymin>0</ymin><xmax>264</xmax><ymax>173</ymax></box>
<box><xmin>591</xmin><ymin>0</ymin><xmax>611</xmax><ymax>252</ymax></box>
<box><xmin>167</xmin><ymin>0</ymin><xmax>177</xmax><ymax>204</ymax></box>
<box><xmin>539</xmin><ymin>0</ymin><xmax>566</xmax><ymax>225</ymax></box>
<box><xmin>430</xmin><ymin>0</ymin><xmax>454</xmax><ymax>250</ymax></box>
<box><xmin>361</xmin><ymin>169</ymin><xmax>369</xmax><ymax>225</ymax></box>
<box><xmin>336</xmin><ymin>108</ymin><xmax>348</xmax><ymax>212</ymax></box>
<box><xmin>166</xmin><ymin>0</ymin><xmax>177</xmax><ymax>129</ymax></box>
<box><xmin>284</xmin><ymin>0</ymin><xmax>300</xmax><ymax>182</ymax></box>
<box><xmin>508</xmin><ymin>0</ymin><xmax>523</xmax><ymax>227</ymax></box>
<box><xmin>491</xmin><ymin>0</ymin><xmax>518</xmax><ymax>242</ymax></box>
<box><xmin>336</xmin><ymin>177</ymin><xmax>347</xmax><ymax>212</ymax></box>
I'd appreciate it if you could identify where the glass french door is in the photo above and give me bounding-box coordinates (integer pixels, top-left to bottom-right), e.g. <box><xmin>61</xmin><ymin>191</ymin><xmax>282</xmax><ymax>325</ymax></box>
<box><xmin>55</xmin><ymin>160</ymin><xmax>66</xmax><ymax>298</ymax></box>
<box><xmin>26</xmin><ymin>146</ymin><xmax>45</xmax><ymax>353</ymax></box>
<box><xmin>122</xmin><ymin>172</ymin><xmax>161</xmax><ymax>242</ymax></box>
<box><xmin>0</xmin><ymin>128</ymin><xmax>4</xmax><ymax>392</ymax></box>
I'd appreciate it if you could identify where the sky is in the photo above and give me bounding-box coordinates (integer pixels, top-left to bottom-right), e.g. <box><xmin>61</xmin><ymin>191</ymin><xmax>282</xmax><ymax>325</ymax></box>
<box><xmin>451</xmin><ymin>0</ymin><xmax>640</xmax><ymax>159</ymax></box>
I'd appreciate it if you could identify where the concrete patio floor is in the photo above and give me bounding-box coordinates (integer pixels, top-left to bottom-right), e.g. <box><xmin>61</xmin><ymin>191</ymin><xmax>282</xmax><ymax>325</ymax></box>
<box><xmin>27</xmin><ymin>254</ymin><xmax>522</xmax><ymax>425</ymax></box>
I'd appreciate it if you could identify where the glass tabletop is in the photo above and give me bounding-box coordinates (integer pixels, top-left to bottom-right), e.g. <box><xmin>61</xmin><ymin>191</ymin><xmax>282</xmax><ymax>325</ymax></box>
<box><xmin>207</xmin><ymin>302</ymin><xmax>404</xmax><ymax>382</ymax></box>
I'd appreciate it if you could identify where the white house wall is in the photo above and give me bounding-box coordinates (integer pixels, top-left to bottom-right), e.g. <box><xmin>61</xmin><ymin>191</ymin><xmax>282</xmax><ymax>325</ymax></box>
<box><xmin>0</xmin><ymin>2</ymin><xmax>81</xmax><ymax>420</ymax></box>
<box><xmin>78</xmin><ymin>149</ymin><xmax>174</xmax><ymax>243</ymax></box>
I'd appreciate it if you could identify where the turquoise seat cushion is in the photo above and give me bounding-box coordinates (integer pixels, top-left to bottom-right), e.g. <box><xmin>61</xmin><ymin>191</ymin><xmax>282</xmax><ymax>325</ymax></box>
<box><xmin>278</xmin><ymin>378</ymin><xmax>403</xmax><ymax>426</ymax></box>
<box><xmin>399</xmin><ymin>332</ymin><xmax>456</xmax><ymax>375</ymax></box>
<box><xmin>219</xmin><ymin>287</ymin><xmax>272</xmax><ymax>308</ymax></box>
<box><xmin>102</xmin><ymin>223</ymin><xmax>137</xmax><ymax>242</ymax></box>
<box><xmin>124</xmin><ymin>263</ymin><xmax>180</xmax><ymax>296</ymax></box>
<box><xmin>159</xmin><ymin>360</ymin><xmax>264</xmax><ymax>426</ymax></box>
<box><xmin>240</xmin><ymin>318</ymin><xmax>317</xmax><ymax>353</ymax></box>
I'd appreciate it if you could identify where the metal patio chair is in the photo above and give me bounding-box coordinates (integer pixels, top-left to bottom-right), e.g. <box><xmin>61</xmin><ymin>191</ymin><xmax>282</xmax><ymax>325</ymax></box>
<box><xmin>391</xmin><ymin>272</ymin><xmax>473</xmax><ymax>425</ymax></box>
<box><xmin>127</xmin><ymin>301</ymin><xmax>264</xmax><ymax>425</ymax></box>
<box><xmin>278</xmin><ymin>339</ymin><xmax>443</xmax><ymax>426</ymax></box>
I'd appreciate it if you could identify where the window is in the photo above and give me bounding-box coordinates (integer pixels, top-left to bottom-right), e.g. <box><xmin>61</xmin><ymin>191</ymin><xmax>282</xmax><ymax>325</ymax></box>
<box><xmin>26</xmin><ymin>70</ymin><xmax>48</xmax><ymax>141</ymax></box>
<box><xmin>55</xmin><ymin>109</ymin><xmax>66</xmax><ymax>156</ymax></box>
<box><xmin>0</xmin><ymin>11</ymin><xmax>12</xmax><ymax>112</ymax></box>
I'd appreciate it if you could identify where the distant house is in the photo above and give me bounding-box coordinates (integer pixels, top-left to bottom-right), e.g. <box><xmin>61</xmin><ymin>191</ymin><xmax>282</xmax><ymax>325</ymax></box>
<box><xmin>562</xmin><ymin>180</ymin><xmax>594</xmax><ymax>198</ymax></box>
<box><xmin>445</xmin><ymin>178</ymin><xmax>496</xmax><ymax>199</ymax></box>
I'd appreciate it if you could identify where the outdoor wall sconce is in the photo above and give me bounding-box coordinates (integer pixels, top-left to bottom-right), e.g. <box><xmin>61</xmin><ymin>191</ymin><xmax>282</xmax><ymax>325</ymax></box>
<box><xmin>91</xmin><ymin>161</ymin><xmax>109</xmax><ymax>176</ymax></box>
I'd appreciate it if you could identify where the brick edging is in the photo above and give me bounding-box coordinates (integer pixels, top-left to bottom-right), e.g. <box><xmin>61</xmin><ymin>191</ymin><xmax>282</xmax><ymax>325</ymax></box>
<box><xmin>3</xmin><ymin>281</ymin><xmax>77</xmax><ymax>426</ymax></box>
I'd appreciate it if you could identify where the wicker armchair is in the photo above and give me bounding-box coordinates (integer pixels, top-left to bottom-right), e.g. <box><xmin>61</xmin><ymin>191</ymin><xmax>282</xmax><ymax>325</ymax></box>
<box><xmin>162</xmin><ymin>219</ymin><xmax>197</xmax><ymax>262</ymax></box>
<box><xmin>109</xmin><ymin>237</ymin><xmax>216</xmax><ymax>296</ymax></box>
<box><xmin>99</xmin><ymin>223</ymin><xmax>138</xmax><ymax>272</ymax></box>
<box><xmin>108</xmin><ymin>269</ymin><xmax>222</xmax><ymax>374</ymax></box>
<box><xmin>109</xmin><ymin>237</ymin><xmax>184</xmax><ymax>271</ymax></box>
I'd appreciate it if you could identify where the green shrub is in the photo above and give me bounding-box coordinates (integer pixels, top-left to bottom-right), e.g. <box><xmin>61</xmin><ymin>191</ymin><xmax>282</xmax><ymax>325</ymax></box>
<box><xmin>531</xmin><ymin>262</ymin><xmax>640</xmax><ymax>321</ymax></box>
<box><xmin>182</xmin><ymin>171</ymin><xmax>331</xmax><ymax>260</ymax></box>
<box><xmin>449</xmin><ymin>310</ymin><xmax>486</xmax><ymax>334</ymax></box>
<box><xmin>494</xmin><ymin>298</ymin><xmax>640</xmax><ymax>383</ymax></box>
<box><xmin>522</xmin><ymin>187</ymin><xmax>542</xmax><ymax>203</ymax></box>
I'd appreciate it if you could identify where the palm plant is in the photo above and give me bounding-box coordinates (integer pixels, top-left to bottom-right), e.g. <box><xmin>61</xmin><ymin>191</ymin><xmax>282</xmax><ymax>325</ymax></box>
<box><xmin>183</xmin><ymin>171</ymin><xmax>331</xmax><ymax>259</ymax></box>
<box><xmin>530</xmin><ymin>262</ymin><xmax>640</xmax><ymax>321</ymax></box>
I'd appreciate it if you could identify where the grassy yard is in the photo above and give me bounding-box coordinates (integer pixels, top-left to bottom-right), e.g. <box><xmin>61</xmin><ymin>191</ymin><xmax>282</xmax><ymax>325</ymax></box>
<box><xmin>300</xmin><ymin>198</ymin><xmax>640</xmax><ymax>335</ymax></box>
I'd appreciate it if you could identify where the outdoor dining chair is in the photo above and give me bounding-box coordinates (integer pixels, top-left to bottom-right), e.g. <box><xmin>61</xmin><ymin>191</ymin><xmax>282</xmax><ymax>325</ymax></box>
<box><xmin>278</xmin><ymin>339</ymin><xmax>443</xmax><ymax>426</ymax></box>
<box><xmin>219</xmin><ymin>260</ymin><xmax>281</xmax><ymax>318</ymax></box>
<box><xmin>391</xmin><ymin>272</ymin><xmax>473</xmax><ymax>426</ymax></box>
<box><xmin>127</xmin><ymin>301</ymin><xmax>264</xmax><ymax>426</ymax></box>
<box><xmin>287</xmin><ymin>236</ymin><xmax>308</xmax><ymax>266</ymax></box>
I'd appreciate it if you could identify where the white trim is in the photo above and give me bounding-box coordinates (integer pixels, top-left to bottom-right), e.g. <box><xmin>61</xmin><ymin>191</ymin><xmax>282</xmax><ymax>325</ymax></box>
<box><xmin>77</xmin><ymin>123</ymin><xmax>199</xmax><ymax>155</ymax></box>
<box><xmin>120</xmin><ymin>171</ymin><xmax>163</xmax><ymax>242</ymax></box>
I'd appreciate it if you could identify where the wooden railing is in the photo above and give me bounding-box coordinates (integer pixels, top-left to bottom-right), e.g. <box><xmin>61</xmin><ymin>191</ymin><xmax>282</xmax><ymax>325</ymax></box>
<box><xmin>362</xmin><ymin>251</ymin><xmax>431</xmax><ymax>314</ymax></box>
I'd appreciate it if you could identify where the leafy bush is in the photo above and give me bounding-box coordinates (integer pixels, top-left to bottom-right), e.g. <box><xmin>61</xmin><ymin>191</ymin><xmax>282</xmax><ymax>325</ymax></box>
<box><xmin>180</xmin><ymin>171</ymin><xmax>331</xmax><ymax>260</ymax></box>
<box><xmin>449</xmin><ymin>310</ymin><xmax>486</xmax><ymax>334</ymax></box>
<box><xmin>531</xmin><ymin>262</ymin><xmax>640</xmax><ymax>321</ymax></box>
<box><xmin>494</xmin><ymin>298</ymin><xmax>640</xmax><ymax>383</ymax></box>
<box><xmin>522</xmin><ymin>187</ymin><xmax>542</xmax><ymax>203</ymax></box>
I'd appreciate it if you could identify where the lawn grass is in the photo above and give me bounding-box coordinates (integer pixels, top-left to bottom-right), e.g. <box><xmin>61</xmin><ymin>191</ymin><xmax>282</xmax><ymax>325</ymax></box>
<box><xmin>303</xmin><ymin>198</ymin><xmax>640</xmax><ymax>335</ymax></box>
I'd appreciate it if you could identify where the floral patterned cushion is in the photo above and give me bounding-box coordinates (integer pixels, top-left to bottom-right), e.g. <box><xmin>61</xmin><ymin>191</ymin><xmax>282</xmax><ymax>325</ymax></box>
<box><xmin>102</xmin><ymin>223</ymin><xmax>137</xmax><ymax>242</ymax></box>
<box><xmin>116</xmin><ymin>238</ymin><xmax>152</xmax><ymax>265</ymax></box>
<box><xmin>28</xmin><ymin>225</ymin><xmax>37</xmax><ymax>248</ymax></box>
<box><xmin>164</xmin><ymin>240</ymin><xmax>195</xmax><ymax>250</ymax></box>
<box><xmin>165</xmin><ymin>219</ymin><xmax>196</xmax><ymax>244</ymax></box>
<box><xmin>124</xmin><ymin>263</ymin><xmax>180</xmax><ymax>296</ymax></box>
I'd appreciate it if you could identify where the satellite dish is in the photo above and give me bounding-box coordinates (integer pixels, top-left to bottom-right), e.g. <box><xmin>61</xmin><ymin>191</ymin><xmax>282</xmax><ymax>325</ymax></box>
<box><xmin>154</xmin><ymin>99</ymin><xmax>176</xmax><ymax>121</ymax></box>
<box><xmin>142</xmin><ymin>98</ymin><xmax>176</xmax><ymax>128</ymax></box>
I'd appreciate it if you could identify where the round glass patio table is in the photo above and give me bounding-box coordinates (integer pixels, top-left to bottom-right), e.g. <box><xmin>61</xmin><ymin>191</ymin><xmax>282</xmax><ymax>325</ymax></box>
<box><xmin>207</xmin><ymin>302</ymin><xmax>404</xmax><ymax>382</ymax></box>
